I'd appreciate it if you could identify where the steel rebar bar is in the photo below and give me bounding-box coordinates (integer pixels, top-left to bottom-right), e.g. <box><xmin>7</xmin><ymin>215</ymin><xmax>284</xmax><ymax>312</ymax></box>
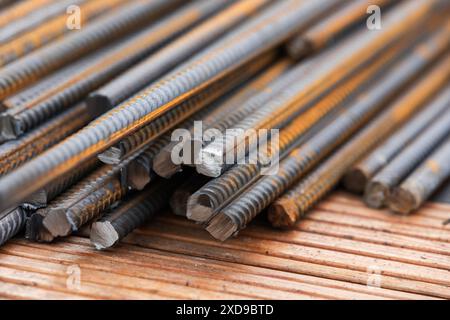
<box><xmin>90</xmin><ymin>177</ymin><xmax>181</xmax><ymax>250</ymax></box>
<box><xmin>188</xmin><ymin>35</ymin><xmax>408</xmax><ymax>223</ymax></box>
<box><xmin>286</xmin><ymin>0</ymin><xmax>395</xmax><ymax>59</ymax></box>
<box><xmin>87</xmin><ymin>0</ymin><xmax>272</xmax><ymax>111</ymax></box>
<box><xmin>388</xmin><ymin>137</ymin><xmax>450</xmax><ymax>214</ymax></box>
<box><xmin>364</xmin><ymin>107</ymin><xmax>450</xmax><ymax>209</ymax></box>
<box><xmin>0</xmin><ymin>0</ymin><xmax>183</xmax><ymax>100</ymax></box>
<box><xmin>267</xmin><ymin>54</ymin><xmax>450</xmax><ymax>229</ymax></box>
<box><xmin>205</xmin><ymin>36</ymin><xmax>450</xmax><ymax>239</ymax></box>
<box><xmin>0</xmin><ymin>0</ymin><xmax>226</xmax><ymax>138</ymax></box>
<box><xmin>343</xmin><ymin>85</ymin><xmax>450</xmax><ymax>194</ymax></box>
<box><xmin>196</xmin><ymin>0</ymin><xmax>443</xmax><ymax>177</ymax></box>
<box><xmin>0</xmin><ymin>0</ymin><xmax>129</xmax><ymax>66</ymax></box>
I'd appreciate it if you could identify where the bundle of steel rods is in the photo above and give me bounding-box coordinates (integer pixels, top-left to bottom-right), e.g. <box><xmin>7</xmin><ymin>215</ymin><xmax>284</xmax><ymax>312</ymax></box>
<box><xmin>0</xmin><ymin>0</ymin><xmax>449</xmax><ymax>248</ymax></box>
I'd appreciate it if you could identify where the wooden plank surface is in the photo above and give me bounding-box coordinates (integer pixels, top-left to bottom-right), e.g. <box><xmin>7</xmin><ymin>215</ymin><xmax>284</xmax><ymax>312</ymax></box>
<box><xmin>0</xmin><ymin>191</ymin><xmax>448</xmax><ymax>300</ymax></box>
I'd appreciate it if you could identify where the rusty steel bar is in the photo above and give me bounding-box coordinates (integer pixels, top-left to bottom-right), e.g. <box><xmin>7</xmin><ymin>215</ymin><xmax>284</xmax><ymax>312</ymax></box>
<box><xmin>0</xmin><ymin>207</ymin><xmax>26</xmax><ymax>246</ymax></box>
<box><xmin>266</xmin><ymin>54</ymin><xmax>450</xmax><ymax>230</ymax></box>
<box><xmin>98</xmin><ymin>51</ymin><xmax>278</xmax><ymax>165</ymax></box>
<box><xmin>286</xmin><ymin>0</ymin><xmax>396</xmax><ymax>59</ymax></box>
<box><xmin>0</xmin><ymin>0</ymin><xmax>184</xmax><ymax>100</ymax></box>
<box><xmin>41</xmin><ymin>168</ymin><xmax>126</xmax><ymax>238</ymax></box>
<box><xmin>23</xmin><ymin>158</ymin><xmax>99</xmax><ymax>210</ymax></box>
<box><xmin>0</xmin><ymin>0</ymin><xmax>55</xmax><ymax>29</ymax></box>
<box><xmin>364</xmin><ymin>107</ymin><xmax>450</xmax><ymax>209</ymax></box>
<box><xmin>196</xmin><ymin>0</ymin><xmax>445</xmax><ymax>177</ymax></box>
<box><xmin>0</xmin><ymin>0</ymin><xmax>129</xmax><ymax>66</ymax></box>
<box><xmin>87</xmin><ymin>0</ymin><xmax>272</xmax><ymax>111</ymax></box>
<box><xmin>188</xmin><ymin>34</ymin><xmax>410</xmax><ymax>223</ymax></box>
<box><xmin>204</xmin><ymin>35</ymin><xmax>450</xmax><ymax>239</ymax></box>
<box><xmin>90</xmin><ymin>177</ymin><xmax>181</xmax><ymax>250</ymax></box>
<box><xmin>0</xmin><ymin>103</ymin><xmax>93</xmax><ymax>176</ymax></box>
<box><xmin>0</xmin><ymin>0</ymin><xmax>85</xmax><ymax>45</ymax></box>
<box><xmin>388</xmin><ymin>137</ymin><xmax>450</xmax><ymax>215</ymax></box>
<box><xmin>344</xmin><ymin>85</ymin><xmax>450</xmax><ymax>194</ymax></box>
<box><xmin>151</xmin><ymin>59</ymin><xmax>291</xmax><ymax>178</ymax></box>
<box><xmin>0</xmin><ymin>52</ymin><xmax>100</xmax><ymax>111</ymax></box>
<box><xmin>125</xmin><ymin>75</ymin><xmax>276</xmax><ymax>190</ymax></box>
<box><xmin>25</xmin><ymin>209</ymin><xmax>55</xmax><ymax>243</ymax></box>
<box><xmin>0</xmin><ymin>0</ymin><xmax>228</xmax><ymax>139</ymax></box>
<box><xmin>37</xmin><ymin>144</ymin><xmax>155</xmax><ymax>239</ymax></box>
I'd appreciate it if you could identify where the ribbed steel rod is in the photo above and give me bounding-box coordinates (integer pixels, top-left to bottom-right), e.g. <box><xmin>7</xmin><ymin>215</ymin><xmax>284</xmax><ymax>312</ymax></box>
<box><xmin>0</xmin><ymin>103</ymin><xmax>93</xmax><ymax>176</ymax></box>
<box><xmin>267</xmin><ymin>54</ymin><xmax>450</xmax><ymax>229</ymax></box>
<box><xmin>126</xmin><ymin>87</ymin><xmax>250</xmax><ymax>190</ymax></box>
<box><xmin>90</xmin><ymin>177</ymin><xmax>181</xmax><ymax>250</ymax></box>
<box><xmin>0</xmin><ymin>0</ymin><xmax>226</xmax><ymax>138</ymax></box>
<box><xmin>0</xmin><ymin>0</ymin><xmax>85</xmax><ymax>45</ymax></box>
<box><xmin>344</xmin><ymin>85</ymin><xmax>450</xmax><ymax>194</ymax></box>
<box><xmin>152</xmin><ymin>60</ymin><xmax>291</xmax><ymax>178</ymax></box>
<box><xmin>205</xmin><ymin>35</ymin><xmax>450</xmax><ymax>239</ymax></box>
<box><xmin>196</xmin><ymin>0</ymin><xmax>443</xmax><ymax>177</ymax></box>
<box><xmin>364</xmin><ymin>107</ymin><xmax>450</xmax><ymax>209</ymax></box>
<box><xmin>0</xmin><ymin>53</ymin><xmax>100</xmax><ymax>111</ymax></box>
<box><xmin>388</xmin><ymin>137</ymin><xmax>450</xmax><ymax>214</ymax></box>
<box><xmin>41</xmin><ymin>169</ymin><xmax>126</xmax><ymax>238</ymax></box>
<box><xmin>87</xmin><ymin>0</ymin><xmax>272</xmax><ymax>110</ymax></box>
<box><xmin>0</xmin><ymin>0</ymin><xmax>183</xmax><ymax>100</ymax></box>
<box><xmin>125</xmin><ymin>75</ymin><xmax>276</xmax><ymax>189</ymax></box>
<box><xmin>0</xmin><ymin>207</ymin><xmax>26</xmax><ymax>246</ymax></box>
<box><xmin>0</xmin><ymin>45</ymin><xmax>111</xmax><ymax>140</ymax></box>
<box><xmin>188</xmin><ymin>37</ymin><xmax>407</xmax><ymax>223</ymax></box>
<box><xmin>98</xmin><ymin>51</ymin><xmax>278</xmax><ymax>164</ymax></box>
<box><xmin>0</xmin><ymin>0</ymin><xmax>128</xmax><ymax>66</ymax></box>
<box><xmin>0</xmin><ymin>0</ymin><xmax>440</xmax><ymax>213</ymax></box>
<box><xmin>24</xmin><ymin>146</ymin><xmax>148</xmax><ymax>242</ymax></box>
<box><xmin>23</xmin><ymin>158</ymin><xmax>99</xmax><ymax>210</ymax></box>
<box><xmin>25</xmin><ymin>210</ymin><xmax>54</xmax><ymax>243</ymax></box>
<box><xmin>286</xmin><ymin>0</ymin><xmax>395</xmax><ymax>60</ymax></box>
<box><xmin>0</xmin><ymin>0</ymin><xmax>54</xmax><ymax>29</ymax></box>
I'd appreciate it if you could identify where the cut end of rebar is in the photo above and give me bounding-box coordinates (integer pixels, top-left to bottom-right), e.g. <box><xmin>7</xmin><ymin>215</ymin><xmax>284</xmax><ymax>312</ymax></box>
<box><xmin>98</xmin><ymin>146</ymin><xmax>123</xmax><ymax>165</ymax></box>
<box><xmin>128</xmin><ymin>161</ymin><xmax>152</xmax><ymax>191</ymax></box>
<box><xmin>23</xmin><ymin>189</ymin><xmax>48</xmax><ymax>210</ymax></box>
<box><xmin>388</xmin><ymin>187</ymin><xmax>418</xmax><ymax>215</ymax></box>
<box><xmin>285</xmin><ymin>37</ymin><xmax>314</xmax><ymax>61</ymax></box>
<box><xmin>196</xmin><ymin>146</ymin><xmax>224</xmax><ymax>178</ymax></box>
<box><xmin>205</xmin><ymin>213</ymin><xmax>237</xmax><ymax>242</ymax></box>
<box><xmin>0</xmin><ymin>113</ymin><xmax>19</xmax><ymax>142</ymax></box>
<box><xmin>153</xmin><ymin>149</ymin><xmax>182</xmax><ymax>179</ymax></box>
<box><xmin>25</xmin><ymin>213</ymin><xmax>55</xmax><ymax>243</ymax></box>
<box><xmin>86</xmin><ymin>93</ymin><xmax>113</xmax><ymax>118</ymax></box>
<box><xmin>343</xmin><ymin>168</ymin><xmax>369</xmax><ymax>194</ymax></box>
<box><xmin>42</xmin><ymin>208</ymin><xmax>72</xmax><ymax>237</ymax></box>
<box><xmin>186</xmin><ymin>193</ymin><xmax>214</xmax><ymax>222</ymax></box>
<box><xmin>90</xmin><ymin>221</ymin><xmax>119</xmax><ymax>250</ymax></box>
<box><xmin>364</xmin><ymin>181</ymin><xmax>389</xmax><ymax>209</ymax></box>
<box><xmin>268</xmin><ymin>199</ymin><xmax>299</xmax><ymax>228</ymax></box>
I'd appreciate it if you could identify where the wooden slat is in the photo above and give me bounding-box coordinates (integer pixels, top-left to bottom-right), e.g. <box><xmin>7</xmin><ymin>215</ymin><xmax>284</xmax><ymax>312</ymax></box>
<box><xmin>0</xmin><ymin>191</ymin><xmax>448</xmax><ymax>299</ymax></box>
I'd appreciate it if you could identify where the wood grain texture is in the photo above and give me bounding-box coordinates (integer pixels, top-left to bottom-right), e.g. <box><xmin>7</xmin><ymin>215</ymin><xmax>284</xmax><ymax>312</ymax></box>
<box><xmin>0</xmin><ymin>191</ymin><xmax>448</xmax><ymax>300</ymax></box>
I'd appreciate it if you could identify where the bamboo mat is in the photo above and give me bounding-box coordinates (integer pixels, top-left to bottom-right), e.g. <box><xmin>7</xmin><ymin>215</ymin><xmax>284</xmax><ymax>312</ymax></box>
<box><xmin>0</xmin><ymin>191</ymin><xmax>448</xmax><ymax>300</ymax></box>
